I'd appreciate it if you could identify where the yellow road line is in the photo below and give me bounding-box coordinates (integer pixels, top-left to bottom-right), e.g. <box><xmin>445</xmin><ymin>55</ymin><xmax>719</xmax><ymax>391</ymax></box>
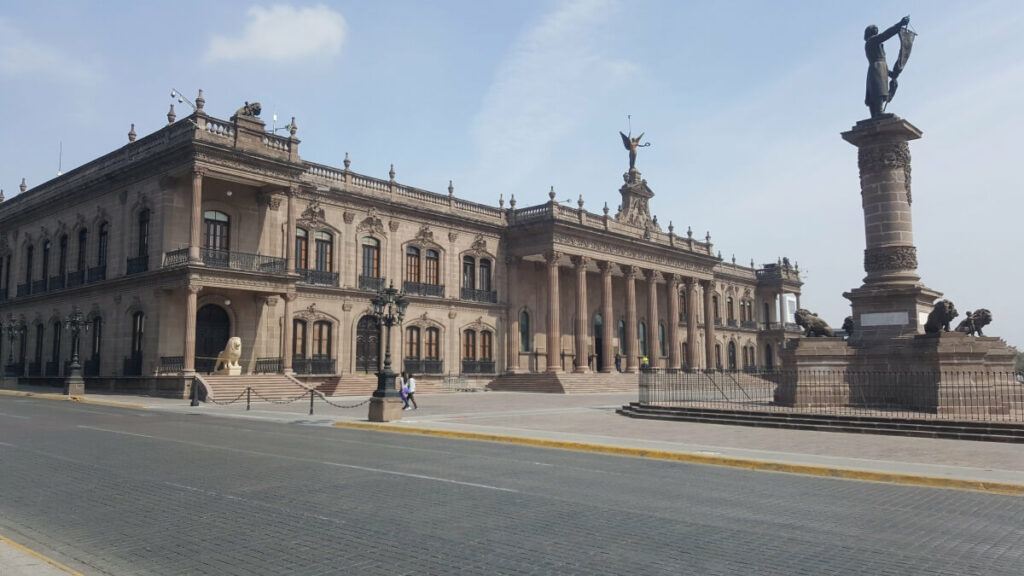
<box><xmin>332</xmin><ymin>421</ymin><xmax>1024</xmax><ymax>497</ymax></box>
<box><xmin>0</xmin><ymin>389</ymin><xmax>148</xmax><ymax>411</ymax></box>
<box><xmin>0</xmin><ymin>534</ymin><xmax>84</xmax><ymax>576</ymax></box>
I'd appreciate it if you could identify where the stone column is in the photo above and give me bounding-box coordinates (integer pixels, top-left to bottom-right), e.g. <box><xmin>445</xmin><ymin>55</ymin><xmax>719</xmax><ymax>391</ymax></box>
<box><xmin>685</xmin><ymin>278</ymin><xmax>699</xmax><ymax>369</ymax></box>
<box><xmin>571</xmin><ymin>255</ymin><xmax>589</xmax><ymax>373</ymax></box>
<box><xmin>645</xmin><ymin>270</ymin><xmax>658</xmax><ymax>368</ymax></box>
<box><xmin>507</xmin><ymin>256</ymin><xmax>521</xmax><ymax>372</ymax></box>
<box><xmin>544</xmin><ymin>251</ymin><xmax>561</xmax><ymax>373</ymax></box>
<box><xmin>701</xmin><ymin>279</ymin><xmax>715</xmax><ymax>370</ymax></box>
<box><xmin>285</xmin><ymin>188</ymin><xmax>296</xmax><ymax>274</ymax></box>
<box><xmin>598</xmin><ymin>261</ymin><xmax>614</xmax><ymax>373</ymax></box>
<box><xmin>667</xmin><ymin>274</ymin><xmax>681</xmax><ymax>371</ymax></box>
<box><xmin>621</xmin><ymin>265</ymin><xmax>639</xmax><ymax>373</ymax></box>
<box><xmin>188</xmin><ymin>168</ymin><xmax>203</xmax><ymax>262</ymax></box>
<box><xmin>183</xmin><ymin>285</ymin><xmax>200</xmax><ymax>375</ymax></box>
<box><xmin>778</xmin><ymin>292</ymin><xmax>786</xmax><ymax>326</ymax></box>
<box><xmin>282</xmin><ymin>293</ymin><xmax>296</xmax><ymax>374</ymax></box>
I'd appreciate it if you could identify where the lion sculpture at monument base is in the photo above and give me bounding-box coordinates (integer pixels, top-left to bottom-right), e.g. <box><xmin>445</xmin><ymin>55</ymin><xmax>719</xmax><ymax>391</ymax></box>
<box><xmin>955</xmin><ymin>308</ymin><xmax>992</xmax><ymax>337</ymax></box>
<box><xmin>214</xmin><ymin>337</ymin><xmax>243</xmax><ymax>375</ymax></box>
<box><xmin>794</xmin><ymin>308</ymin><xmax>834</xmax><ymax>337</ymax></box>
<box><xmin>923</xmin><ymin>300</ymin><xmax>958</xmax><ymax>334</ymax></box>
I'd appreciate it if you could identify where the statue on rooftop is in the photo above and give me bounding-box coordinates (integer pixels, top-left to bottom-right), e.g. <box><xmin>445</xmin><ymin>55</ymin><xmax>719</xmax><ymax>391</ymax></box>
<box><xmin>235</xmin><ymin>101</ymin><xmax>262</xmax><ymax>118</ymax></box>
<box><xmin>619</xmin><ymin>131</ymin><xmax>650</xmax><ymax>172</ymax></box>
<box><xmin>864</xmin><ymin>15</ymin><xmax>915</xmax><ymax>118</ymax></box>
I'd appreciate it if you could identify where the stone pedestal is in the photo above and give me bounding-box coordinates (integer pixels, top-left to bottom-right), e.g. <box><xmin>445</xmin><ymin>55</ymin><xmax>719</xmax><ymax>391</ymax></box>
<box><xmin>368</xmin><ymin>396</ymin><xmax>404</xmax><ymax>422</ymax></box>
<box><xmin>215</xmin><ymin>365</ymin><xmax>242</xmax><ymax>376</ymax></box>
<box><xmin>64</xmin><ymin>374</ymin><xmax>85</xmax><ymax>396</ymax></box>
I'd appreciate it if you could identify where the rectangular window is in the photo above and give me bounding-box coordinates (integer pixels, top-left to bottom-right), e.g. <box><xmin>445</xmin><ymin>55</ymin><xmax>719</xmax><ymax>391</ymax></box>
<box><xmin>138</xmin><ymin>211</ymin><xmax>150</xmax><ymax>258</ymax></box>
<box><xmin>462</xmin><ymin>257</ymin><xmax>475</xmax><ymax>290</ymax></box>
<box><xmin>77</xmin><ymin>229</ymin><xmax>88</xmax><ymax>271</ymax></box>
<box><xmin>463</xmin><ymin>330</ymin><xmax>476</xmax><ymax>359</ymax></box>
<box><xmin>480</xmin><ymin>331</ymin><xmax>493</xmax><ymax>361</ymax></box>
<box><xmin>406</xmin><ymin>327</ymin><xmax>421</xmax><ymax>359</ymax></box>
<box><xmin>479</xmin><ymin>259</ymin><xmax>492</xmax><ymax>292</ymax></box>
<box><xmin>315</xmin><ymin>236</ymin><xmax>332</xmax><ymax>272</ymax></box>
<box><xmin>313</xmin><ymin>322</ymin><xmax>332</xmax><ymax>358</ymax></box>
<box><xmin>295</xmin><ymin>230</ymin><xmax>308</xmax><ymax>269</ymax></box>
<box><xmin>98</xmin><ymin>225</ymin><xmax>109</xmax><ymax>268</ymax></box>
<box><xmin>425</xmin><ymin>251</ymin><xmax>440</xmax><ymax>285</ymax></box>
<box><xmin>362</xmin><ymin>241</ymin><xmax>380</xmax><ymax>278</ymax></box>
<box><xmin>51</xmin><ymin>321</ymin><xmax>61</xmax><ymax>363</ymax></box>
<box><xmin>425</xmin><ymin>328</ymin><xmax>439</xmax><ymax>359</ymax></box>
<box><xmin>406</xmin><ymin>247</ymin><xmax>421</xmax><ymax>283</ymax></box>
<box><xmin>293</xmin><ymin>320</ymin><xmax>307</xmax><ymax>359</ymax></box>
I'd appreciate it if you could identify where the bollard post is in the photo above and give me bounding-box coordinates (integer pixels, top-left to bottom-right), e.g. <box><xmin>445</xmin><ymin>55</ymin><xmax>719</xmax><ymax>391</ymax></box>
<box><xmin>190</xmin><ymin>378</ymin><xmax>200</xmax><ymax>407</ymax></box>
<box><xmin>309</xmin><ymin>389</ymin><xmax>315</xmax><ymax>415</ymax></box>
<box><xmin>246</xmin><ymin>387</ymin><xmax>251</xmax><ymax>411</ymax></box>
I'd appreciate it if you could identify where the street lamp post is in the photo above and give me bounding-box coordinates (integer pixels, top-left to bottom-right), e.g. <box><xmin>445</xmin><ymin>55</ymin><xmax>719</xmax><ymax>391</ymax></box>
<box><xmin>367</xmin><ymin>280</ymin><xmax>409</xmax><ymax>422</ymax></box>
<box><xmin>3</xmin><ymin>315</ymin><xmax>26</xmax><ymax>379</ymax></box>
<box><xmin>63</xmin><ymin>306</ymin><xmax>90</xmax><ymax>395</ymax></box>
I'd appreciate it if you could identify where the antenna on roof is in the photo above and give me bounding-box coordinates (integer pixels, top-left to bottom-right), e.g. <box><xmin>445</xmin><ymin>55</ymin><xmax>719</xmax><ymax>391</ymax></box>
<box><xmin>627</xmin><ymin>114</ymin><xmax>632</xmax><ymax>134</ymax></box>
<box><xmin>57</xmin><ymin>141</ymin><xmax>63</xmax><ymax>176</ymax></box>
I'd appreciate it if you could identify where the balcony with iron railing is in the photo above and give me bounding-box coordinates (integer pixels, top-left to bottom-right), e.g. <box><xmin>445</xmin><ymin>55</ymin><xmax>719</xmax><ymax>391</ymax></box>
<box><xmin>163</xmin><ymin>248</ymin><xmax>189</xmax><ymax>267</ymax></box>
<box><xmin>87</xmin><ymin>265</ymin><xmax>107</xmax><ymax>283</ymax></box>
<box><xmin>201</xmin><ymin>248</ymin><xmax>286</xmax><ymax>274</ymax></box>
<box><xmin>49</xmin><ymin>275</ymin><xmax>66</xmax><ymax>291</ymax></box>
<box><xmin>28</xmin><ymin>361</ymin><xmax>42</xmax><ymax>376</ymax></box>
<box><xmin>359</xmin><ymin>275</ymin><xmax>385</xmax><ymax>292</ymax></box>
<box><xmin>32</xmin><ymin>279</ymin><xmax>47</xmax><ymax>294</ymax></box>
<box><xmin>461</xmin><ymin>359</ymin><xmax>496</xmax><ymax>374</ymax></box>
<box><xmin>126</xmin><ymin>255</ymin><xmax>149</xmax><ymax>275</ymax></box>
<box><xmin>84</xmin><ymin>356</ymin><xmax>101</xmax><ymax>377</ymax></box>
<box><xmin>404</xmin><ymin>358</ymin><xmax>444</xmax><ymax>374</ymax></box>
<box><xmin>16</xmin><ymin>283</ymin><xmax>29</xmax><ymax>297</ymax></box>
<box><xmin>726</xmin><ymin>319</ymin><xmax>739</xmax><ymax>328</ymax></box>
<box><xmin>293</xmin><ymin>357</ymin><xmax>336</xmax><ymax>375</ymax></box>
<box><xmin>123</xmin><ymin>354</ymin><xmax>143</xmax><ymax>376</ymax></box>
<box><xmin>66</xmin><ymin>270</ymin><xmax>85</xmax><ymax>288</ymax></box>
<box><xmin>460</xmin><ymin>287</ymin><xmax>497</xmax><ymax>303</ymax></box>
<box><xmin>298</xmin><ymin>268</ymin><xmax>339</xmax><ymax>287</ymax></box>
<box><xmin>740</xmin><ymin>320</ymin><xmax>759</xmax><ymax>330</ymax></box>
<box><xmin>403</xmin><ymin>281</ymin><xmax>445</xmax><ymax>298</ymax></box>
<box><xmin>254</xmin><ymin>357</ymin><xmax>282</xmax><ymax>374</ymax></box>
<box><xmin>157</xmin><ymin>356</ymin><xmax>184</xmax><ymax>375</ymax></box>
<box><xmin>0</xmin><ymin>288</ymin><xmax>7</xmax><ymax>302</ymax></box>
<box><xmin>45</xmin><ymin>360</ymin><xmax>60</xmax><ymax>377</ymax></box>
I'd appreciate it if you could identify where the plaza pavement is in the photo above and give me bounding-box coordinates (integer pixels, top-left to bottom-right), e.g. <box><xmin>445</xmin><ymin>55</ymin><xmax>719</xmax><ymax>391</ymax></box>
<box><xmin>2</xmin><ymin>385</ymin><xmax>1022</xmax><ymax>494</ymax></box>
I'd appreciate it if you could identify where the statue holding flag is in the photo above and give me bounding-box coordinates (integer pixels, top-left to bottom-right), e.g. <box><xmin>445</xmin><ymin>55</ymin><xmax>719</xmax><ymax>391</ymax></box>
<box><xmin>863</xmin><ymin>15</ymin><xmax>915</xmax><ymax>118</ymax></box>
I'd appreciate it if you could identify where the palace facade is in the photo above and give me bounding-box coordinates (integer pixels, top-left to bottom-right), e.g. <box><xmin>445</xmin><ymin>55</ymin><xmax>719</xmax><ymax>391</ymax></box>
<box><xmin>0</xmin><ymin>96</ymin><xmax>803</xmax><ymax>393</ymax></box>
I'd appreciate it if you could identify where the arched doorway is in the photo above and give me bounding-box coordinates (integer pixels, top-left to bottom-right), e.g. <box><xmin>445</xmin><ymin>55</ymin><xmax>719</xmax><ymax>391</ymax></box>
<box><xmin>196</xmin><ymin>304</ymin><xmax>231</xmax><ymax>373</ymax></box>
<box><xmin>593</xmin><ymin>313</ymin><xmax>603</xmax><ymax>371</ymax></box>
<box><xmin>355</xmin><ymin>315</ymin><xmax>381</xmax><ymax>373</ymax></box>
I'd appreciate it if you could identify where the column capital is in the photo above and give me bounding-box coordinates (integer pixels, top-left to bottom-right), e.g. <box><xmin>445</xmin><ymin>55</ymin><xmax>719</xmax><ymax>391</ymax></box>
<box><xmin>699</xmin><ymin>278</ymin><xmax>713</xmax><ymax>289</ymax></box>
<box><xmin>597</xmin><ymin>260</ymin><xmax>615</xmax><ymax>274</ymax></box>
<box><xmin>570</xmin><ymin>255</ymin><xmax>589</xmax><ymax>269</ymax></box>
<box><xmin>619</xmin><ymin>264</ymin><xmax>639</xmax><ymax>279</ymax></box>
<box><xmin>543</xmin><ymin>250</ymin><xmax>561</xmax><ymax>266</ymax></box>
<box><xmin>281</xmin><ymin>292</ymin><xmax>298</xmax><ymax>303</ymax></box>
<box><xmin>666</xmin><ymin>273</ymin><xmax>681</xmax><ymax>287</ymax></box>
<box><xmin>186</xmin><ymin>285</ymin><xmax>202</xmax><ymax>295</ymax></box>
<box><xmin>644</xmin><ymin>268</ymin><xmax>659</xmax><ymax>282</ymax></box>
<box><xmin>192</xmin><ymin>166</ymin><xmax>206</xmax><ymax>177</ymax></box>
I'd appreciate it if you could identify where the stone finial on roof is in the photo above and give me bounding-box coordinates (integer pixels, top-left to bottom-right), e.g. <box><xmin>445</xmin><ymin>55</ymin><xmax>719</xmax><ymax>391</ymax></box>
<box><xmin>717</xmin><ymin>250</ymin><xmax>722</xmax><ymax>259</ymax></box>
<box><xmin>499</xmin><ymin>193</ymin><xmax>505</xmax><ymax>208</ymax></box>
<box><xmin>548</xmin><ymin>186</ymin><xmax>556</xmax><ymax>201</ymax></box>
<box><xmin>167</xmin><ymin>104</ymin><xmax>176</xmax><ymax>125</ymax></box>
<box><xmin>687</xmin><ymin>226</ymin><xmax>693</xmax><ymax>239</ymax></box>
<box><xmin>668</xmin><ymin>221</ymin><xmax>674</xmax><ymax>235</ymax></box>
<box><xmin>0</xmin><ymin>189</ymin><xmax>4</xmax><ymax>202</ymax></box>
<box><xmin>195</xmin><ymin>89</ymin><xmax>205</xmax><ymax>112</ymax></box>
<box><xmin>343</xmin><ymin>152</ymin><xmax>351</xmax><ymax>170</ymax></box>
<box><xmin>751</xmin><ymin>258</ymin><xmax>755</xmax><ymax>268</ymax></box>
<box><xmin>603</xmin><ymin>202</ymin><xmax>609</xmax><ymax>216</ymax></box>
<box><xmin>19</xmin><ymin>178</ymin><xmax>27</xmax><ymax>193</ymax></box>
<box><xmin>389</xmin><ymin>164</ymin><xmax>395</xmax><ymax>182</ymax></box>
<box><xmin>448</xmin><ymin>180</ymin><xmax>454</xmax><ymax>196</ymax></box>
<box><xmin>128</xmin><ymin>123</ymin><xmax>137</xmax><ymax>143</ymax></box>
<box><xmin>577</xmin><ymin>194</ymin><xmax>584</xmax><ymax>210</ymax></box>
<box><xmin>732</xmin><ymin>254</ymin><xmax>736</xmax><ymax>264</ymax></box>
<box><xmin>289</xmin><ymin>116</ymin><xmax>297</xmax><ymax>137</ymax></box>
<box><xmin>706</xmin><ymin>231</ymin><xmax>712</xmax><ymax>243</ymax></box>
<box><xmin>510</xmin><ymin>194</ymin><xmax>516</xmax><ymax>209</ymax></box>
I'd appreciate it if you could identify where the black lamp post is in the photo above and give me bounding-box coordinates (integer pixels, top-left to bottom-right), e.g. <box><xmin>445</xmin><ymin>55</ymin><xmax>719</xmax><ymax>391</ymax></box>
<box><xmin>3</xmin><ymin>315</ymin><xmax>26</xmax><ymax>378</ymax></box>
<box><xmin>63</xmin><ymin>306</ymin><xmax>90</xmax><ymax>395</ymax></box>
<box><xmin>368</xmin><ymin>280</ymin><xmax>409</xmax><ymax>421</ymax></box>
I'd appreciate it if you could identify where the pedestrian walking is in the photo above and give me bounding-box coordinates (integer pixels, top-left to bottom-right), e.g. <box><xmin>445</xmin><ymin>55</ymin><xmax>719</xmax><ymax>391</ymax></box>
<box><xmin>403</xmin><ymin>373</ymin><xmax>418</xmax><ymax>410</ymax></box>
<box><xmin>397</xmin><ymin>371</ymin><xmax>407</xmax><ymax>404</ymax></box>
<box><xmin>614</xmin><ymin>353</ymin><xmax>622</xmax><ymax>373</ymax></box>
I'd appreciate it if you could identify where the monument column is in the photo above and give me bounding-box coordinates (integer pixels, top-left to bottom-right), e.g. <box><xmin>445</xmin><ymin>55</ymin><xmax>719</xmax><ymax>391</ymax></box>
<box><xmin>622</xmin><ymin>265</ymin><xmax>639</xmax><ymax>373</ymax></box>
<box><xmin>281</xmin><ymin>293</ymin><xmax>296</xmax><ymax>374</ymax></box>
<box><xmin>598</xmin><ymin>261</ymin><xmax>614</xmax><ymax>373</ymax></box>
<box><xmin>183</xmin><ymin>285</ymin><xmax>200</xmax><ymax>375</ymax></box>
<box><xmin>572</xmin><ymin>256</ymin><xmax>589</xmax><ymax>373</ymax></box>
<box><xmin>544</xmin><ymin>251</ymin><xmax>562</xmax><ymax>373</ymax></box>
<box><xmin>841</xmin><ymin>116</ymin><xmax>940</xmax><ymax>337</ymax></box>
<box><xmin>667</xmin><ymin>274</ymin><xmax>681</xmax><ymax>371</ymax></box>
<box><xmin>188</xmin><ymin>168</ymin><xmax>204</xmax><ymax>262</ymax></box>
<box><xmin>701</xmin><ymin>279</ymin><xmax>716</xmax><ymax>369</ymax></box>
<box><xmin>685</xmin><ymin>278</ymin><xmax>699</xmax><ymax>369</ymax></box>
<box><xmin>645</xmin><ymin>270</ymin><xmax>659</xmax><ymax>367</ymax></box>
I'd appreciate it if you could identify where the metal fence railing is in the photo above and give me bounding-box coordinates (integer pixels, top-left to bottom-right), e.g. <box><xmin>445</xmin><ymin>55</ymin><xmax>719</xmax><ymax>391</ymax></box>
<box><xmin>638</xmin><ymin>369</ymin><xmax>1024</xmax><ymax>423</ymax></box>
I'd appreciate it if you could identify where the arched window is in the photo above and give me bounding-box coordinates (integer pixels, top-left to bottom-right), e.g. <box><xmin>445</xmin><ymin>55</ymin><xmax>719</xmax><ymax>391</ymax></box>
<box><xmin>58</xmin><ymin>234</ymin><xmax>68</xmax><ymax>282</ymax></box>
<box><xmin>24</xmin><ymin>245</ymin><xmax>33</xmax><ymax>285</ymax></box>
<box><xmin>406</xmin><ymin>246</ymin><xmax>421</xmax><ymax>283</ymax></box>
<box><xmin>97</xmin><ymin>223</ymin><xmax>109</xmax><ymax>269</ymax></box>
<box><xmin>41</xmin><ymin>240</ymin><xmax>51</xmax><ymax>288</ymax></box>
<box><xmin>314</xmin><ymin>231</ymin><xmax>333</xmax><ymax>272</ymax></box>
<box><xmin>479</xmin><ymin>258</ymin><xmax>492</xmax><ymax>292</ymax></box>
<box><xmin>128</xmin><ymin>311</ymin><xmax>145</xmax><ymax>376</ymax></box>
<box><xmin>425</xmin><ymin>327</ymin><xmax>440</xmax><ymax>359</ymax></box>
<box><xmin>295</xmin><ymin>228</ymin><xmax>308</xmax><ymax>269</ymax></box>
<box><xmin>87</xmin><ymin>316</ymin><xmax>102</xmax><ymax>376</ymax></box>
<box><xmin>425</xmin><ymin>250</ymin><xmax>440</xmax><ymax>285</ymax></box>
<box><xmin>203</xmin><ymin>210</ymin><xmax>230</xmax><ymax>251</ymax></box>
<box><xmin>728</xmin><ymin>341</ymin><xmax>737</xmax><ymax>370</ymax></box>
<box><xmin>680</xmin><ymin>292</ymin><xmax>687</xmax><ymax>318</ymax></box>
<box><xmin>77</xmin><ymin>228</ymin><xmax>88</xmax><ymax>271</ymax></box>
<box><xmin>638</xmin><ymin>321</ymin><xmax>648</xmax><ymax>358</ymax></box>
<box><xmin>462</xmin><ymin>256</ymin><xmax>476</xmax><ymax>290</ymax></box>
<box><xmin>137</xmin><ymin>209</ymin><xmax>150</xmax><ymax>258</ymax></box>
<box><xmin>313</xmin><ymin>321</ymin><xmax>332</xmax><ymax>358</ymax></box>
<box><xmin>658</xmin><ymin>322</ymin><xmax>667</xmax><ymax>357</ymax></box>
<box><xmin>361</xmin><ymin>237</ymin><xmax>380</xmax><ymax>278</ymax></box>
<box><xmin>519</xmin><ymin>310</ymin><xmax>531</xmax><ymax>353</ymax></box>
<box><xmin>463</xmin><ymin>329</ymin><xmax>476</xmax><ymax>359</ymax></box>
<box><xmin>406</xmin><ymin>326</ymin><xmax>421</xmax><ymax>359</ymax></box>
<box><xmin>33</xmin><ymin>323</ymin><xmax>44</xmax><ymax>372</ymax></box>
<box><xmin>617</xmin><ymin>320</ymin><xmax>627</xmax><ymax>356</ymax></box>
<box><xmin>292</xmin><ymin>319</ymin><xmax>307</xmax><ymax>359</ymax></box>
<box><xmin>480</xmin><ymin>331</ymin><xmax>493</xmax><ymax>361</ymax></box>
<box><xmin>727</xmin><ymin>297</ymin><xmax>735</xmax><ymax>321</ymax></box>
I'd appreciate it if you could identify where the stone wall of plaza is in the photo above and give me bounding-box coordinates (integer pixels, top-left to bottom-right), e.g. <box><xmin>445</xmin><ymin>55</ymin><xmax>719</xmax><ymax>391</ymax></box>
<box><xmin>0</xmin><ymin>101</ymin><xmax>804</xmax><ymax>385</ymax></box>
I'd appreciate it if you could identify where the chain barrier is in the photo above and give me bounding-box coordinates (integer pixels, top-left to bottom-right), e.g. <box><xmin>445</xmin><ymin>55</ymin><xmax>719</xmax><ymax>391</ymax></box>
<box><xmin>204</xmin><ymin>387</ymin><xmax>251</xmax><ymax>406</ymax></box>
<box><xmin>247</xmin><ymin>387</ymin><xmax>311</xmax><ymax>405</ymax></box>
<box><xmin>198</xmin><ymin>385</ymin><xmax>372</xmax><ymax>413</ymax></box>
<box><xmin>311</xmin><ymin>389</ymin><xmax>372</xmax><ymax>409</ymax></box>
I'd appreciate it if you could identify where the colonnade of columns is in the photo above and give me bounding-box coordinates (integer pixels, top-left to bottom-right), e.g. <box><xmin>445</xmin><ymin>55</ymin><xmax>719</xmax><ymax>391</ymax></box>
<box><xmin>539</xmin><ymin>252</ymin><xmax>714</xmax><ymax>374</ymax></box>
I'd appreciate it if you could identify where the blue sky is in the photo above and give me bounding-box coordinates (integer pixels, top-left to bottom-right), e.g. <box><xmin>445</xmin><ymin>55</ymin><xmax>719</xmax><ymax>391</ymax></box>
<box><xmin>1</xmin><ymin>0</ymin><xmax>1022</xmax><ymax>348</ymax></box>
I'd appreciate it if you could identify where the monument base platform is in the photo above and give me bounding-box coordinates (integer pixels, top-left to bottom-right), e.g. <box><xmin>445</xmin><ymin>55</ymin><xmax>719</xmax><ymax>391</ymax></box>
<box><xmin>844</xmin><ymin>282</ymin><xmax>942</xmax><ymax>341</ymax></box>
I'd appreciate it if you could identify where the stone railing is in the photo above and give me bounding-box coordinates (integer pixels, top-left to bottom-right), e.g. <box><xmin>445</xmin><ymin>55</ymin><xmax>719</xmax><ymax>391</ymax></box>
<box><xmin>262</xmin><ymin>134</ymin><xmax>290</xmax><ymax>153</ymax></box>
<box><xmin>163</xmin><ymin>248</ymin><xmax>189</xmax><ymax>267</ymax></box>
<box><xmin>87</xmin><ymin>265</ymin><xmax>107</xmax><ymax>283</ymax></box>
<box><xmin>204</xmin><ymin>119</ymin><xmax>235</xmax><ymax>138</ymax></box>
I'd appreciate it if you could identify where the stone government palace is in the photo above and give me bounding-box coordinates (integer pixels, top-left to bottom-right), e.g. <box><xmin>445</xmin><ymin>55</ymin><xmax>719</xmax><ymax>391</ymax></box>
<box><xmin>0</xmin><ymin>94</ymin><xmax>804</xmax><ymax>396</ymax></box>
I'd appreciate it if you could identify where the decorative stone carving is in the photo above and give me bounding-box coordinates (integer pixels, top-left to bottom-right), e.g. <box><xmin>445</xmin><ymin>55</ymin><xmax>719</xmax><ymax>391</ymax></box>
<box><xmin>214</xmin><ymin>337</ymin><xmax>243</xmax><ymax>375</ymax></box>
<box><xmin>342</xmin><ymin>299</ymin><xmax>353</xmax><ymax>312</ymax></box>
<box><xmin>356</xmin><ymin>209</ymin><xmax>386</xmax><ymax>235</ymax></box>
<box><xmin>257</xmin><ymin>192</ymin><xmax>282</xmax><ymax>211</ymax></box>
<box><xmin>553</xmin><ymin>233</ymin><xmax>715</xmax><ymax>274</ymax></box>
<box><xmin>235</xmin><ymin>102</ymin><xmax>262</xmax><ymax>117</ymax></box>
<box><xmin>448</xmin><ymin>231</ymin><xmax>459</xmax><ymax>242</ymax></box>
<box><xmin>795</xmin><ymin>308</ymin><xmax>834</xmax><ymax>337</ymax></box>
<box><xmin>415</xmin><ymin>225</ymin><xmax>435</xmax><ymax>244</ymax></box>
<box><xmin>842</xmin><ymin>316</ymin><xmax>854</xmax><ymax>338</ymax></box>
<box><xmin>955</xmin><ymin>309</ymin><xmax>991</xmax><ymax>337</ymax></box>
<box><xmin>300</xmin><ymin>199</ymin><xmax>326</xmax><ymax>226</ymax></box>
<box><xmin>470</xmin><ymin>234</ymin><xmax>487</xmax><ymax>253</ymax></box>
<box><xmin>863</xmin><ymin>245</ymin><xmax>917</xmax><ymax>272</ymax></box>
<box><xmin>388</xmin><ymin>220</ymin><xmax>400</xmax><ymax>233</ymax></box>
<box><xmin>343</xmin><ymin>211</ymin><xmax>355</xmax><ymax>224</ymax></box>
<box><xmin>924</xmin><ymin>300</ymin><xmax>958</xmax><ymax>334</ymax></box>
<box><xmin>858</xmin><ymin>141</ymin><xmax>912</xmax><ymax>204</ymax></box>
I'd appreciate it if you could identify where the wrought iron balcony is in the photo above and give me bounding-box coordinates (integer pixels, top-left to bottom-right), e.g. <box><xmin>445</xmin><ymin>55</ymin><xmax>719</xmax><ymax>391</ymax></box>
<box><xmin>298</xmin><ymin>268</ymin><xmax>339</xmax><ymax>287</ymax></box>
<box><xmin>84</xmin><ymin>356</ymin><xmax>101</xmax><ymax>377</ymax></box>
<box><xmin>5</xmin><ymin>362</ymin><xmax>24</xmax><ymax>377</ymax></box>
<box><xmin>122</xmin><ymin>354</ymin><xmax>143</xmax><ymax>376</ymax></box>
<box><xmin>784</xmin><ymin>322</ymin><xmax>802</xmax><ymax>333</ymax></box>
<box><xmin>713</xmin><ymin>317</ymin><xmax>722</xmax><ymax>326</ymax></box>
<box><xmin>157</xmin><ymin>356</ymin><xmax>184</xmax><ymax>375</ymax></box>
<box><xmin>66</xmin><ymin>270</ymin><xmax>84</xmax><ymax>288</ymax></box>
<box><xmin>201</xmin><ymin>248</ymin><xmax>286</xmax><ymax>274</ymax></box>
<box><xmin>45</xmin><ymin>361</ymin><xmax>60</xmax><ymax>377</ymax></box>
<box><xmin>126</xmin><ymin>255</ymin><xmax>149</xmax><ymax>275</ymax></box>
<box><xmin>740</xmin><ymin>320</ymin><xmax>759</xmax><ymax>330</ymax></box>
<box><xmin>403</xmin><ymin>281</ymin><xmax>445</xmax><ymax>298</ymax></box>
<box><xmin>293</xmin><ymin>357</ymin><xmax>336</xmax><ymax>375</ymax></box>
<box><xmin>254</xmin><ymin>357</ymin><xmax>282</xmax><ymax>374</ymax></box>
<box><xmin>163</xmin><ymin>248</ymin><xmax>189</xmax><ymax>267</ymax></box>
<box><xmin>16</xmin><ymin>283</ymin><xmax>29</xmax><ymax>297</ymax></box>
<box><xmin>726</xmin><ymin>319</ymin><xmax>739</xmax><ymax>328</ymax></box>
<box><xmin>28</xmin><ymin>361</ymin><xmax>41</xmax><ymax>376</ymax></box>
<box><xmin>49</xmin><ymin>275</ymin><xmax>66</xmax><ymax>290</ymax></box>
<box><xmin>87</xmin><ymin>265</ymin><xmax>107</xmax><ymax>283</ymax></box>
<box><xmin>460</xmin><ymin>287</ymin><xmax>497</xmax><ymax>303</ymax></box>
<box><xmin>32</xmin><ymin>279</ymin><xmax>47</xmax><ymax>294</ymax></box>
<box><xmin>461</xmin><ymin>359</ymin><xmax>496</xmax><ymax>374</ymax></box>
<box><xmin>404</xmin><ymin>358</ymin><xmax>444</xmax><ymax>375</ymax></box>
<box><xmin>359</xmin><ymin>275</ymin><xmax>385</xmax><ymax>291</ymax></box>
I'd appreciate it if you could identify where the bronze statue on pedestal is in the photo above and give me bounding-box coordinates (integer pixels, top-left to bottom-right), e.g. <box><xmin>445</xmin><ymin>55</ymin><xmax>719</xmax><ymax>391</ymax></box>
<box><xmin>864</xmin><ymin>15</ymin><xmax>915</xmax><ymax>118</ymax></box>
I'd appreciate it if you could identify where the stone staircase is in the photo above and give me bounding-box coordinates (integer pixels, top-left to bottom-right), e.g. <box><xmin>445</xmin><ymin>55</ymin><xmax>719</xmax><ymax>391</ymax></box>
<box><xmin>313</xmin><ymin>374</ymin><xmax>378</xmax><ymax>397</ymax></box>
<box><xmin>196</xmin><ymin>374</ymin><xmax>312</xmax><ymax>403</ymax></box>
<box><xmin>487</xmin><ymin>371</ymin><xmax>639</xmax><ymax>394</ymax></box>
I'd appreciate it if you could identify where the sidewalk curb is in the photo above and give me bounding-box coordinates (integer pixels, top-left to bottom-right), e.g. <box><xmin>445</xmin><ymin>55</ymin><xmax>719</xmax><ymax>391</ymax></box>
<box><xmin>332</xmin><ymin>421</ymin><xmax>1024</xmax><ymax>497</ymax></box>
<box><xmin>0</xmin><ymin>533</ymin><xmax>84</xmax><ymax>575</ymax></box>
<box><xmin>0</xmin><ymin>389</ymin><xmax>149</xmax><ymax>411</ymax></box>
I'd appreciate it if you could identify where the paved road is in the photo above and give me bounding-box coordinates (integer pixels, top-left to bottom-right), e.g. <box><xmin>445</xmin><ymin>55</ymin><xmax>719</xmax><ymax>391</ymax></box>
<box><xmin>1</xmin><ymin>396</ymin><xmax>1022</xmax><ymax>575</ymax></box>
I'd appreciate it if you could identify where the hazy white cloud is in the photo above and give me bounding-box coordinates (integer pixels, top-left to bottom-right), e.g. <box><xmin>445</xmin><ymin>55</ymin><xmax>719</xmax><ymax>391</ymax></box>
<box><xmin>469</xmin><ymin>0</ymin><xmax>637</xmax><ymax>196</ymax></box>
<box><xmin>0</xmin><ymin>19</ymin><xmax>102</xmax><ymax>85</ymax></box>
<box><xmin>204</xmin><ymin>4</ymin><xmax>347</xmax><ymax>64</ymax></box>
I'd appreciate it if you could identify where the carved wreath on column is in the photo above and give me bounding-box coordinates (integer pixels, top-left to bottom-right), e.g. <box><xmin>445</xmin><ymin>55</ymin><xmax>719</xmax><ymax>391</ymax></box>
<box><xmin>858</xmin><ymin>142</ymin><xmax>913</xmax><ymax>205</ymax></box>
<box><xmin>864</xmin><ymin>246</ymin><xmax>918</xmax><ymax>272</ymax></box>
